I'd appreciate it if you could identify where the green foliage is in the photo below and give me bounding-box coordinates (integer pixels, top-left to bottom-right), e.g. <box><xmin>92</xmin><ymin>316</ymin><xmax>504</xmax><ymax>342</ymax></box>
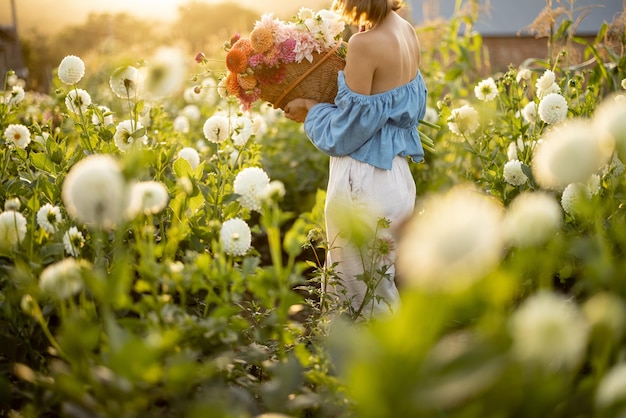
<box><xmin>1</xmin><ymin>1</ymin><xmax>626</xmax><ymax>417</ymax></box>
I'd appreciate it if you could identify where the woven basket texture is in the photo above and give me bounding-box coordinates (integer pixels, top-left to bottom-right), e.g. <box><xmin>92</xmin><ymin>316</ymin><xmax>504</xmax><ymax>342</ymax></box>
<box><xmin>259</xmin><ymin>45</ymin><xmax>346</xmax><ymax>110</ymax></box>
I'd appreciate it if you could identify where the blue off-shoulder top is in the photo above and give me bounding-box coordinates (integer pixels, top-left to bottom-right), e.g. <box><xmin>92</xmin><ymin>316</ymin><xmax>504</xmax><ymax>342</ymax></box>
<box><xmin>303</xmin><ymin>70</ymin><xmax>428</xmax><ymax>170</ymax></box>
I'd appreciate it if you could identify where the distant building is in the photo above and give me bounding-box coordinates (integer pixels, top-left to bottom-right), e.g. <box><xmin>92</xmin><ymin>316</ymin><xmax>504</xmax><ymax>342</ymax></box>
<box><xmin>407</xmin><ymin>0</ymin><xmax>624</xmax><ymax>71</ymax></box>
<box><xmin>0</xmin><ymin>0</ymin><xmax>26</xmax><ymax>80</ymax></box>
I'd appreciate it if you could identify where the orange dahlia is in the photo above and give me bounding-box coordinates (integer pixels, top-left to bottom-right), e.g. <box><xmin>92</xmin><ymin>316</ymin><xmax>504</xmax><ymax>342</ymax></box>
<box><xmin>237</xmin><ymin>73</ymin><xmax>258</xmax><ymax>91</ymax></box>
<box><xmin>226</xmin><ymin>49</ymin><xmax>249</xmax><ymax>74</ymax></box>
<box><xmin>232</xmin><ymin>38</ymin><xmax>254</xmax><ymax>56</ymax></box>
<box><xmin>250</xmin><ymin>27</ymin><xmax>274</xmax><ymax>53</ymax></box>
<box><xmin>225</xmin><ymin>72</ymin><xmax>241</xmax><ymax>96</ymax></box>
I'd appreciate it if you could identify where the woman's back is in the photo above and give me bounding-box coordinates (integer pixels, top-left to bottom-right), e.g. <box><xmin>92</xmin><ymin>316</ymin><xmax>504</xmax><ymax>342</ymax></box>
<box><xmin>343</xmin><ymin>11</ymin><xmax>421</xmax><ymax>95</ymax></box>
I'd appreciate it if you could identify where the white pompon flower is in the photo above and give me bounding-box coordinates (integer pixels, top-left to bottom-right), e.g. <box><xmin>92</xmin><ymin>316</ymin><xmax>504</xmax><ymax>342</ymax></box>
<box><xmin>561</xmin><ymin>183</ymin><xmax>588</xmax><ymax>215</ymax></box>
<box><xmin>126</xmin><ymin>181</ymin><xmax>169</xmax><ymax>217</ymax></box>
<box><xmin>217</xmin><ymin>77</ymin><xmax>229</xmax><ymax>99</ymax></box>
<box><xmin>521</xmin><ymin>102</ymin><xmax>537</xmax><ymax>124</ymax></box>
<box><xmin>4</xmin><ymin>198</ymin><xmax>20</xmax><ymax>211</ymax></box>
<box><xmin>173</xmin><ymin>115</ymin><xmax>190</xmax><ymax>133</ymax></box>
<box><xmin>234</xmin><ymin>166</ymin><xmax>270</xmax><ymax>212</ymax></box>
<box><xmin>62</xmin><ymin>155</ymin><xmax>127</xmax><ymax>230</ymax></box>
<box><xmin>538</xmin><ymin>93</ymin><xmax>568</xmax><ymax>124</ymax></box>
<box><xmin>109</xmin><ymin>65</ymin><xmax>142</xmax><ymax>99</ymax></box>
<box><xmin>113</xmin><ymin>120</ymin><xmax>147</xmax><ymax>151</ymax></box>
<box><xmin>232</xmin><ymin>115</ymin><xmax>254</xmax><ymax>146</ymax></box>
<box><xmin>592</xmin><ymin>94</ymin><xmax>626</xmax><ymax>161</ymax></box>
<box><xmin>584</xmin><ymin>293</ymin><xmax>626</xmax><ymax>341</ymax></box>
<box><xmin>622</xmin><ymin>78</ymin><xmax>626</xmax><ymax>90</ymax></box>
<box><xmin>509</xmin><ymin>291</ymin><xmax>589</xmax><ymax>370</ymax></box>
<box><xmin>423</xmin><ymin>106</ymin><xmax>439</xmax><ymax>125</ymax></box>
<box><xmin>220</xmin><ymin>218</ymin><xmax>252</xmax><ymax>256</ymax></box>
<box><xmin>396</xmin><ymin>185</ymin><xmax>504</xmax><ymax>292</ymax></box>
<box><xmin>587</xmin><ymin>174</ymin><xmax>601</xmax><ymax>196</ymax></box>
<box><xmin>532</xmin><ymin>120</ymin><xmax>612</xmax><ymax>189</ymax></box>
<box><xmin>503</xmin><ymin>191</ymin><xmax>562</xmax><ymax>247</ymax></box>
<box><xmin>537</xmin><ymin>83</ymin><xmax>561</xmax><ymax>99</ymax></box>
<box><xmin>259</xmin><ymin>180</ymin><xmax>286</xmax><ymax>202</ymax></box>
<box><xmin>58</xmin><ymin>55</ymin><xmax>85</xmax><ymax>85</ymax></box>
<box><xmin>63</xmin><ymin>226</ymin><xmax>85</xmax><ymax>257</ymax></box>
<box><xmin>3</xmin><ymin>124</ymin><xmax>31</xmax><ymax>149</ymax></box>
<box><xmin>474</xmin><ymin>77</ymin><xmax>498</xmax><ymax>101</ymax></box>
<box><xmin>596</xmin><ymin>363</ymin><xmax>626</xmax><ymax>408</ymax></box>
<box><xmin>39</xmin><ymin>258</ymin><xmax>87</xmax><ymax>300</ymax></box>
<box><xmin>503</xmin><ymin>160</ymin><xmax>528</xmax><ymax>186</ymax></box>
<box><xmin>447</xmin><ymin>105</ymin><xmax>480</xmax><ymax>136</ymax></box>
<box><xmin>507</xmin><ymin>142</ymin><xmax>518</xmax><ymax>161</ymax></box>
<box><xmin>182</xmin><ymin>105</ymin><xmax>201</xmax><ymax>121</ymax></box>
<box><xmin>65</xmin><ymin>88</ymin><xmax>91</xmax><ymax>114</ymax></box>
<box><xmin>178</xmin><ymin>147</ymin><xmax>200</xmax><ymax>169</ymax></box>
<box><xmin>535</xmin><ymin>69</ymin><xmax>556</xmax><ymax>92</ymax></box>
<box><xmin>91</xmin><ymin>105</ymin><xmax>114</xmax><ymax>127</ymax></box>
<box><xmin>516</xmin><ymin>67</ymin><xmax>531</xmax><ymax>84</ymax></box>
<box><xmin>142</xmin><ymin>47</ymin><xmax>186</xmax><ymax>98</ymax></box>
<box><xmin>0</xmin><ymin>210</ymin><xmax>27</xmax><ymax>250</ymax></box>
<box><xmin>7</xmin><ymin>85</ymin><xmax>25</xmax><ymax>106</ymax></box>
<box><xmin>203</xmin><ymin>114</ymin><xmax>230</xmax><ymax>143</ymax></box>
<box><xmin>36</xmin><ymin>203</ymin><xmax>63</xmax><ymax>234</ymax></box>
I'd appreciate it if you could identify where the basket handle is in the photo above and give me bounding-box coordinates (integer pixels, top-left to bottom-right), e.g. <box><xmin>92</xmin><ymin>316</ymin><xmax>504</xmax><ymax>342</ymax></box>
<box><xmin>274</xmin><ymin>42</ymin><xmax>343</xmax><ymax>109</ymax></box>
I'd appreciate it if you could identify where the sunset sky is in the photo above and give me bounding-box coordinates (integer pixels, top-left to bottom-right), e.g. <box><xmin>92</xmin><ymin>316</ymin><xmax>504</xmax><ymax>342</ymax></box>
<box><xmin>2</xmin><ymin>0</ymin><xmax>398</xmax><ymax>30</ymax></box>
<box><xmin>1</xmin><ymin>0</ymin><xmax>331</xmax><ymax>34</ymax></box>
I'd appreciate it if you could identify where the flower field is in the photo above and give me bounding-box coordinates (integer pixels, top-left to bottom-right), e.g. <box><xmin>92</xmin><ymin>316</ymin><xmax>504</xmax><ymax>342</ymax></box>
<box><xmin>1</xmin><ymin>4</ymin><xmax>626</xmax><ymax>418</ymax></box>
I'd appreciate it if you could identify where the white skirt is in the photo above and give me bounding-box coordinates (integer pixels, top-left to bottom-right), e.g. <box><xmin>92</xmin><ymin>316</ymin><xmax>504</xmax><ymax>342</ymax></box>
<box><xmin>324</xmin><ymin>155</ymin><xmax>416</xmax><ymax>320</ymax></box>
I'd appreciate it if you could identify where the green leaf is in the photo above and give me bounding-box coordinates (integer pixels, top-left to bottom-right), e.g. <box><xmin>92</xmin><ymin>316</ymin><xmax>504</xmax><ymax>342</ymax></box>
<box><xmin>30</xmin><ymin>153</ymin><xmax>57</xmax><ymax>175</ymax></box>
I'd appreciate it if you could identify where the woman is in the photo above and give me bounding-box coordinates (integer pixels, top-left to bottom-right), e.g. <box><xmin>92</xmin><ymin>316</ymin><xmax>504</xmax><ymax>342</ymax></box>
<box><xmin>284</xmin><ymin>0</ymin><xmax>427</xmax><ymax>321</ymax></box>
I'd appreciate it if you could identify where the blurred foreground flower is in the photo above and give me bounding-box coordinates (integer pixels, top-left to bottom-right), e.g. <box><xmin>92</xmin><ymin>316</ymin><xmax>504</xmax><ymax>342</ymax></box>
<box><xmin>57</xmin><ymin>55</ymin><xmax>85</xmax><ymax>85</ymax></box>
<box><xmin>126</xmin><ymin>181</ymin><xmax>169</xmax><ymax>217</ymax></box>
<box><xmin>532</xmin><ymin>119</ymin><xmax>613</xmax><ymax>189</ymax></box>
<box><xmin>110</xmin><ymin>65</ymin><xmax>142</xmax><ymax>99</ymax></box>
<box><xmin>596</xmin><ymin>363</ymin><xmax>626</xmax><ymax>409</ymax></box>
<box><xmin>39</xmin><ymin>258</ymin><xmax>88</xmax><ymax>300</ymax></box>
<box><xmin>502</xmin><ymin>191</ymin><xmax>562</xmax><ymax>247</ymax></box>
<box><xmin>509</xmin><ymin>291</ymin><xmax>589</xmax><ymax>370</ymax></box>
<box><xmin>62</xmin><ymin>155</ymin><xmax>127</xmax><ymax>230</ymax></box>
<box><xmin>593</xmin><ymin>94</ymin><xmax>626</xmax><ymax>161</ymax></box>
<box><xmin>220</xmin><ymin>218</ymin><xmax>251</xmax><ymax>256</ymax></box>
<box><xmin>0</xmin><ymin>210</ymin><xmax>27</xmax><ymax>250</ymax></box>
<box><xmin>143</xmin><ymin>47</ymin><xmax>186</xmax><ymax>98</ymax></box>
<box><xmin>396</xmin><ymin>185</ymin><xmax>504</xmax><ymax>291</ymax></box>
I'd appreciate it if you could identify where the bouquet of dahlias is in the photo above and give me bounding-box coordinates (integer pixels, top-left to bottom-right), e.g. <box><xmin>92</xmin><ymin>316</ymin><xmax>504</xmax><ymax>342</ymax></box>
<box><xmin>222</xmin><ymin>8</ymin><xmax>347</xmax><ymax>111</ymax></box>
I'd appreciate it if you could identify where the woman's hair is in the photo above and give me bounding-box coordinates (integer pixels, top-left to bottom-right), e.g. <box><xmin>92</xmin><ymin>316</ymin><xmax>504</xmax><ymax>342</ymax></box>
<box><xmin>332</xmin><ymin>0</ymin><xmax>404</xmax><ymax>27</ymax></box>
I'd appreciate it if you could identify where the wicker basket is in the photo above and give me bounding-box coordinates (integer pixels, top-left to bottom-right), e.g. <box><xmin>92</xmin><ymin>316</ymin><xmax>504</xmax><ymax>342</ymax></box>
<box><xmin>259</xmin><ymin>43</ymin><xmax>346</xmax><ymax>110</ymax></box>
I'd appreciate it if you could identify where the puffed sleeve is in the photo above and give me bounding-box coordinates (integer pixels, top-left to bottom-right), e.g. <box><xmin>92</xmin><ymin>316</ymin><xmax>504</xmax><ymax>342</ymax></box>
<box><xmin>303</xmin><ymin>73</ymin><xmax>389</xmax><ymax>156</ymax></box>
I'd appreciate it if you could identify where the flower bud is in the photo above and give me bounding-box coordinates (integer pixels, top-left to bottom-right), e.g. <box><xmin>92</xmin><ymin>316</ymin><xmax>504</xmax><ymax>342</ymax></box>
<box><xmin>230</xmin><ymin>33</ymin><xmax>241</xmax><ymax>46</ymax></box>
<box><xmin>194</xmin><ymin>52</ymin><xmax>206</xmax><ymax>63</ymax></box>
<box><xmin>4</xmin><ymin>197</ymin><xmax>20</xmax><ymax>211</ymax></box>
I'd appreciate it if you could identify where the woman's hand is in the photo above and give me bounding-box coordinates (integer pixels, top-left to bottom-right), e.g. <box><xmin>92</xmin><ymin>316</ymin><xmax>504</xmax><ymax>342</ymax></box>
<box><xmin>284</xmin><ymin>98</ymin><xmax>318</xmax><ymax>123</ymax></box>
